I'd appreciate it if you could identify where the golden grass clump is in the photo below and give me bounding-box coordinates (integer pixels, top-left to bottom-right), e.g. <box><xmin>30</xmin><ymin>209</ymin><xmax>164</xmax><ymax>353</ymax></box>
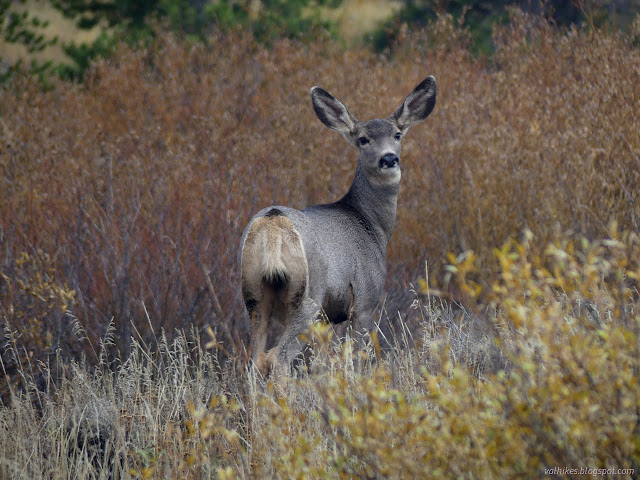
<box><xmin>175</xmin><ymin>226</ymin><xmax>639</xmax><ymax>478</ymax></box>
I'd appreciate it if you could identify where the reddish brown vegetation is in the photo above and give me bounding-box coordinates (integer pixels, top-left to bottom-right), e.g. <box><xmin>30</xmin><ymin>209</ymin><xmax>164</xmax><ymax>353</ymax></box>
<box><xmin>1</xmin><ymin>15</ymin><xmax>639</xmax><ymax>368</ymax></box>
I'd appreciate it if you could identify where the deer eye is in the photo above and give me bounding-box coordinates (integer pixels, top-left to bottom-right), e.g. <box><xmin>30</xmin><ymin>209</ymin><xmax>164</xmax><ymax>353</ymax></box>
<box><xmin>394</xmin><ymin>132</ymin><xmax>402</xmax><ymax>141</ymax></box>
<box><xmin>358</xmin><ymin>137</ymin><xmax>369</xmax><ymax>146</ymax></box>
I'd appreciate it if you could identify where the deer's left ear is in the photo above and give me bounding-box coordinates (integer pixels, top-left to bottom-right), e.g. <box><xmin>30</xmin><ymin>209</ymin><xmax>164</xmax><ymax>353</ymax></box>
<box><xmin>391</xmin><ymin>76</ymin><xmax>436</xmax><ymax>132</ymax></box>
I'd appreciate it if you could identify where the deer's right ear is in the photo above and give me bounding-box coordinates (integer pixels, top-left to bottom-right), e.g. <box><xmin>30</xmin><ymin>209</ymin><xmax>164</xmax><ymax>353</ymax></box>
<box><xmin>310</xmin><ymin>87</ymin><xmax>357</xmax><ymax>136</ymax></box>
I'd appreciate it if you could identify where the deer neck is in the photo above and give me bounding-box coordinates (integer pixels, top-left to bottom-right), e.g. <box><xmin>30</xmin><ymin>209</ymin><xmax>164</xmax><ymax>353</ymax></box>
<box><xmin>340</xmin><ymin>165</ymin><xmax>400</xmax><ymax>245</ymax></box>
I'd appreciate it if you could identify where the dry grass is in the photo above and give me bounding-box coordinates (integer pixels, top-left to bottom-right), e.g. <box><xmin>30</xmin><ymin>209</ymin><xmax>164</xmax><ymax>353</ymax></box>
<box><xmin>0</xmin><ymin>226</ymin><xmax>638</xmax><ymax>478</ymax></box>
<box><xmin>1</xmin><ymin>11</ymin><xmax>640</xmax><ymax>478</ymax></box>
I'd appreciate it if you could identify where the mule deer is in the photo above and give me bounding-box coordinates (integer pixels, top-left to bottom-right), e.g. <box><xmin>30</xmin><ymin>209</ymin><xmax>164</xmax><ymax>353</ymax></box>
<box><xmin>240</xmin><ymin>76</ymin><xmax>436</xmax><ymax>377</ymax></box>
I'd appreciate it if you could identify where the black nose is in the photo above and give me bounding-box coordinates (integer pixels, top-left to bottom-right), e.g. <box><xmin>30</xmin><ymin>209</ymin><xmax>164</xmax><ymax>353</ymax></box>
<box><xmin>379</xmin><ymin>153</ymin><xmax>399</xmax><ymax>169</ymax></box>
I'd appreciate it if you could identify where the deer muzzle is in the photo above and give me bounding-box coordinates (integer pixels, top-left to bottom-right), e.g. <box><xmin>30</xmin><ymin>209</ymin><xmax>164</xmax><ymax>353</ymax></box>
<box><xmin>379</xmin><ymin>153</ymin><xmax>399</xmax><ymax>169</ymax></box>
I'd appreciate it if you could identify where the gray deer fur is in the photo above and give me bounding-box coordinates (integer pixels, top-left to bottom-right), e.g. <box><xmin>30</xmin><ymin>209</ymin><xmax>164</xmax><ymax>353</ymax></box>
<box><xmin>240</xmin><ymin>76</ymin><xmax>437</xmax><ymax>376</ymax></box>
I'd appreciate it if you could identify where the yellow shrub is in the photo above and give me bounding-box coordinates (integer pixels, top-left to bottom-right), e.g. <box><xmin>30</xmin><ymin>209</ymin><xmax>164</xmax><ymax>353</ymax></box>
<box><xmin>202</xmin><ymin>227</ymin><xmax>639</xmax><ymax>478</ymax></box>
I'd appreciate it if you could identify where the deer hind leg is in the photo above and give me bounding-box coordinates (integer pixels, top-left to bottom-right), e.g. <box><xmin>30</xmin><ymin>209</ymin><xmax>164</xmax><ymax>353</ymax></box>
<box><xmin>242</xmin><ymin>219</ymin><xmax>277</xmax><ymax>377</ymax></box>
<box><xmin>271</xmin><ymin>297</ymin><xmax>320</xmax><ymax>377</ymax></box>
<box><xmin>269</xmin><ymin>257</ymin><xmax>316</xmax><ymax>377</ymax></box>
<box><xmin>241</xmin><ymin>210</ymin><xmax>309</xmax><ymax>378</ymax></box>
<box><xmin>248</xmin><ymin>289</ymin><xmax>276</xmax><ymax>377</ymax></box>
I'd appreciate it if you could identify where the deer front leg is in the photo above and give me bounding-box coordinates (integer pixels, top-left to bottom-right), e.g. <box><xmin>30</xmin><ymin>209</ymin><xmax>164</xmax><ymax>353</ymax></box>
<box><xmin>346</xmin><ymin>301</ymin><xmax>377</xmax><ymax>361</ymax></box>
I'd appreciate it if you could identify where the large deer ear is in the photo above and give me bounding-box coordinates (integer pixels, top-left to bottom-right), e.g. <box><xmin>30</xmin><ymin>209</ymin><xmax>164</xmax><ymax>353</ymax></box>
<box><xmin>310</xmin><ymin>87</ymin><xmax>358</xmax><ymax>136</ymax></box>
<box><xmin>391</xmin><ymin>76</ymin><xmax>436</xmax><ymax>132</ymax></box>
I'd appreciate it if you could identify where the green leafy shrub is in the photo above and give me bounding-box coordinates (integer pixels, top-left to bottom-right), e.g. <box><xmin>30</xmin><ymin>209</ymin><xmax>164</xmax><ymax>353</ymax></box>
<box><xmin>370</xmin><ymin>0</ymin><xmax>638</xmax><ymax>55</ymax></box>
<box><xmin>1</xmin><ymin>0</ymin><xmax>342</xmax><ymax>83</ymax></box>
